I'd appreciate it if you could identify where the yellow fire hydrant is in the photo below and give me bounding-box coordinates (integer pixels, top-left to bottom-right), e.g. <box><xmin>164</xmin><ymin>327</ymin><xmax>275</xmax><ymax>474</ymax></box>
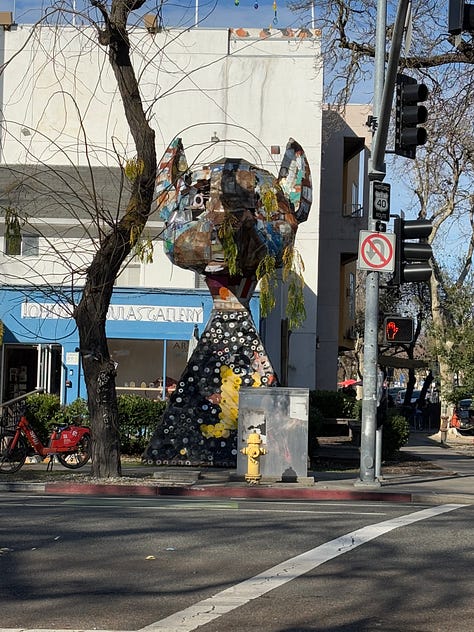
<box><xmin>240</xmin><ymin>432</ymin><xmax>267</xmax><ymax>485</ymax></box>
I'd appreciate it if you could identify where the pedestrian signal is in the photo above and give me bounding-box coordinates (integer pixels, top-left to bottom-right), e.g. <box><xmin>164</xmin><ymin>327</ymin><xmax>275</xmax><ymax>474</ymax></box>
<box><xmin>383</xmin><ymin>316</ymin><xmax>414</xmax><ymax>344</ymax></box>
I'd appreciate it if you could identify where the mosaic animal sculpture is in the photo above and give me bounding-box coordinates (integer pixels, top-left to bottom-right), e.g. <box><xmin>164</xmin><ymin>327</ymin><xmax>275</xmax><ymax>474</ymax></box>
<box><xmin>143</xmin><ymin>138</ymin><xmax>312</xmax><ymax>467</ymax></box>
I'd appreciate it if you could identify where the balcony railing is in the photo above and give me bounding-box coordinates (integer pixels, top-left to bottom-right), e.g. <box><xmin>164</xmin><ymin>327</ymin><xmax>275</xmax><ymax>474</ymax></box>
<box><xmin>343</xmin><ymin>203</ymin><xmax>364</xmax><ymax>218</ymax></box>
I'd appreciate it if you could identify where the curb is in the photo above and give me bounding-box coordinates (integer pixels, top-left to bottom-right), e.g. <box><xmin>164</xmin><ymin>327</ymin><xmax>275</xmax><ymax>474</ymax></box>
<box><xmin>1</xmin><ymin>482</ymin><xmax>473</xmax><ymax>504</ymax></box>
<box><xmin>0</xmin><ymin>480</ymin><xmax>415</xmax><ymax>502</ymax></box>
<box><xmin>1</xmin><ymin>479</ymin><xmax>473</xmax><ymax>505</ymax></box>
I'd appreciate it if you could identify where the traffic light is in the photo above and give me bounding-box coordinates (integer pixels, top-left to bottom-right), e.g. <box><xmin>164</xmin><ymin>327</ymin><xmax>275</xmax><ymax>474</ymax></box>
<box><xmin>393</xmin><ymin>217</ymin><xmax>433</xmax><ymax>285</ymax></box>
<box><xmin>383</xmin><ymin>316</ymin><xmax>414</xmax><ymax>344</ymax></box>
<box><xmin>448</xmin><ymin>0</ymin><xmax>474</xmax><ymax>35</ymax></box>
<box><xmin>395</xmin><ymin>74</ymin><xmax>429</xmax><ymax>159</ymax></box>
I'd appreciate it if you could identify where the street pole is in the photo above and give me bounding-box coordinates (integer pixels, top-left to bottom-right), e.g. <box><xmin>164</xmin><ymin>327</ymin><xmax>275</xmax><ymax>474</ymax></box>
<box><xmin>372</xmin><ymin>0</ymin><xmax>412</xmax><ymax>173</ymax></box>
<box><xmin>357</xmin><ymin>0</ymin><xmax>386</xmax><ymax>487</ymax></box>
<box><xmin>357</xmin><ymin>0</ymin><xmax>412</xmax><ymax>486</ymax></box>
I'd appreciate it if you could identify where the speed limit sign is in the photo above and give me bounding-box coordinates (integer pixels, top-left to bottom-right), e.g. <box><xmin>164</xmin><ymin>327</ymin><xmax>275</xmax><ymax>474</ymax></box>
<box><xmin>372</xmin><ymin>182</ymin><xmax>390</xmax><ymax>221</ymax></box>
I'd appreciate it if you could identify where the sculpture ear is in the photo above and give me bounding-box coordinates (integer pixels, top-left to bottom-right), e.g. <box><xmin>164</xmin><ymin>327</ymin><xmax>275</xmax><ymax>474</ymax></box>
<box><xmin>277</xmin><ymin>138</ymin><xmax>312</xmax><ymax>223</ymax></box>
<box><xmin>155</xmin><ymin>138</ymin><xmax>188</xmax><ymax>219</ymax></box>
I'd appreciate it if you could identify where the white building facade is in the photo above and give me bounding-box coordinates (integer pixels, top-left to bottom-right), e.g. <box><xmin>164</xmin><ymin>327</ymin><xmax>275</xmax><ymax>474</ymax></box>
<box><xmin>0</xmin><ymin>19</ymin><xmax>368</xmax><ymax>401</ymax></box>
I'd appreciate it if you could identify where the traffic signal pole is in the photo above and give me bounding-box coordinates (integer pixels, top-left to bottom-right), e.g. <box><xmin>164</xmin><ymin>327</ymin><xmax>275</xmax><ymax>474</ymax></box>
<box><xmin>357</xmin><ymin>0</ymin><xmax>411</xmax><ymax>486</ymax></box>
<box><xmin>371</xmin><ymin>0</ymin><xmax>412</xmax><ymax>173</ymax></box>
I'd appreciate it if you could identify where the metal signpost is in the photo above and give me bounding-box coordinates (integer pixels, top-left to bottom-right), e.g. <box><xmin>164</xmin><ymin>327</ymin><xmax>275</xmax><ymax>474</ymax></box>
<box><xmin>357</xmin><ymin>0</ymin><xmax>411</xmax><ymax>487</ymax></box>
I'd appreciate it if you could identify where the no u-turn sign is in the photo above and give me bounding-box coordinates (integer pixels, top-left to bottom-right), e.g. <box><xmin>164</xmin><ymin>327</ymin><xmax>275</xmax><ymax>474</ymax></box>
<box><xmin>357</xmin><ymin>231</ymin><xmax>396</xmax><ymax>272</ymax></box>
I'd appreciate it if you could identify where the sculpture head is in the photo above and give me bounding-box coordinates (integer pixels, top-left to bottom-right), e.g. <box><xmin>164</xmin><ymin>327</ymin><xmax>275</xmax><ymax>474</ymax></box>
<box><xmin>154</xmin><ymin>138</ymin><xmax>312</xmax><ymax>278</ymax></box>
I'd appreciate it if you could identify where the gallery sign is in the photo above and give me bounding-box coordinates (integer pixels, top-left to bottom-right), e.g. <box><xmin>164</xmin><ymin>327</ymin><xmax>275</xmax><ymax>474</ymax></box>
<box><xmin>21</xmin><ymin>302</ymin><xmax>204</xmax><ymax>324</ymax></box>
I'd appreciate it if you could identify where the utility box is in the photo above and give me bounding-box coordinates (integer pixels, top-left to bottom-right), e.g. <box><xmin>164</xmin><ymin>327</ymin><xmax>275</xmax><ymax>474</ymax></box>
<box><xmin>237</xmin><ymin>387</ymin><xmax>309</xmax><ymax>481</ymax></box>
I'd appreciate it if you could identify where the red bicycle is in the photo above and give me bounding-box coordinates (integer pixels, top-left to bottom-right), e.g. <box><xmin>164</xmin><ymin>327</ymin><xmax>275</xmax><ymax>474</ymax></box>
<box><xmin>0</xmin><ymin>415</ymin><xmax>91</xmax><ymax>473</ymax></box>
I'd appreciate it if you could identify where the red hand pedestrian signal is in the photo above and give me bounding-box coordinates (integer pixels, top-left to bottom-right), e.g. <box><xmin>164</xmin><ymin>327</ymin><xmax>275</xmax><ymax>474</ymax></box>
<box><xmin>383</xmin><ymin>316</ymin><xmax>414</xmax><ymax>344</ymax></box>
<box><xmin>385</xmin><ymin>320</ymin><xmax>399</xmax><ymax>341</ymax></box>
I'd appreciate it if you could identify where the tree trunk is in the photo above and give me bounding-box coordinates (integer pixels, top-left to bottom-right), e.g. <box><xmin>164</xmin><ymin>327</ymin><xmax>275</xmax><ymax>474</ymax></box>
<box><xmin>74</xmin><ymin>234</ymin><xmax>129</xmax><ymax>477</ymax></box>
<box><xmin>76</xmin><ymin>301</ymin><xmax>122</xmax><ymax>478</ymax></box>
<box><xmin>430</xmin><ymin>275</ymin><xmax>454</xmax><ymax>423</ymax></box>
<box><xmin>72</xmin><ymin>0</ymin><xmax>157</xmax><ymax>476</ymax></box>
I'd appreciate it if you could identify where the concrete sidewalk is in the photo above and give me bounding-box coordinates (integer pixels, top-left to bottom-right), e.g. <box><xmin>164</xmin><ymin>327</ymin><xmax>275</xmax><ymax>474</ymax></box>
<box><xmin>313</xmin><ymin>431</ymin><xmax>474</xmax><ymax>504</ymax></box>
<box><xmin>1</xmin><ymin>431</ymin><xmax>473</xmax><ymax>504</ymax></box>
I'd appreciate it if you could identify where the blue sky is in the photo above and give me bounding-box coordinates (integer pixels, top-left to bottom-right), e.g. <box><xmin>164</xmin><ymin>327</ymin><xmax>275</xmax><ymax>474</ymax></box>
<box><xmin>7</xmin><ymin>0</ymin><xmax>315</xmax><ymax>30</ymax></box>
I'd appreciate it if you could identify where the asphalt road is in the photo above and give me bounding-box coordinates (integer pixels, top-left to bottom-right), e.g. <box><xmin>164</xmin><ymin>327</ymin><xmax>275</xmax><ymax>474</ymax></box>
<box><xmin>1</xmin><ymin>494</ymin><xmax>472</xmax><ymax>632</ymax></box>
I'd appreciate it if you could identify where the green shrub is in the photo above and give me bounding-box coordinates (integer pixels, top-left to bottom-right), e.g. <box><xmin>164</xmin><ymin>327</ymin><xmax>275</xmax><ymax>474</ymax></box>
<box><xmin>60</xmin><ymin>398</ymin><xmax>89</xmax><ymax>425</ymax></box>
<box><xmin>382</xmin><ymin>409</ymin><xmax>410</xmax><ymax>460</ymax></box>
<box><xmin>24</xmin><ymin>392</ymin><xmax>165</xmax><ymax>455</ymax></box>
<box><xmin>25</xmin><ymin>393</ymin><xmax>61</xmax><ymax>443</ymax></box>
<box><xmin>307</xmin><ymin>400</ymin><xmax>324</xmax><ymax>456</ymax></box>
<box><xmin>307</xmin><ymin>390</ymin><xmax>359</xmax><ymax>452</ymax></box>
<box><xmin>351</xmin><ymin>398</ymin><xmax>362</xmax><ymax>421</ymax></box>
<box><xmin>309</xmin><ymin>390</ymin><xmax>355</xmax><ymax>418</ymax></box>
<box><xmin>117</xmin><ymin>395</ymin><xmax>166</xmax><ymax>455</ymax></box>
<box><xmin>308</xmin><ymin>390</ymin><xmax>359</xmax><ymax>440</ymax></box>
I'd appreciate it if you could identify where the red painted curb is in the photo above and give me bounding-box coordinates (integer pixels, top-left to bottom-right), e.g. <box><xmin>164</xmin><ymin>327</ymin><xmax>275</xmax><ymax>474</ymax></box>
<box><xmin>44</xmin><ymin>482</ymin><xmax>414</xmax><ymax>503</ymax></box>
<box><xmin>157</xmin><ymin>486</ymin><xmax>413</xmax><ymax>502</ymax></box>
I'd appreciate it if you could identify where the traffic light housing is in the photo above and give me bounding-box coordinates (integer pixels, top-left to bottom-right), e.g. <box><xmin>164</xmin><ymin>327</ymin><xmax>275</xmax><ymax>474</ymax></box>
<box><xmin>448</xmin><ymin>0</ymin><xmax>474</xmax><ymax>35</ymax></box>
<box><xmin>383</xmin><ymin>316</ymin><xmax>414</xmax><ymax>344</ymax></box>
<box><xmin>395</xmin><ymin>74</ymin><xmax>428</xmax><ymax>159</ymax></box>
<box><xmin>393</xmin><ymin>218</ymin><xmax>433</xmax><ymax>285</ymax></box>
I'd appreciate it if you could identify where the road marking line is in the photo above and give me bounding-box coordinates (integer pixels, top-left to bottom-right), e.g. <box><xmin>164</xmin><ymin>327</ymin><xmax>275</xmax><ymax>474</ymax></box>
<box><xmin>0</xmin><ymin>500</ymin><xmax>386</xmax><ymax>516</ymax></box>
<box><xmin>139</xmin><ymin>504</ymin><xmax>464</xmax><ymax>632</ymax></box>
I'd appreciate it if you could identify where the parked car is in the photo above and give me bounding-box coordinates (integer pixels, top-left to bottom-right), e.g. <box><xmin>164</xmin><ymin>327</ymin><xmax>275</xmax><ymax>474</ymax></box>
<box><xmin>387</xmin><ymin>387</ymin><xmax>404</xmax><ymax>406</ymax></box>
<box><xmin>388</xmin><ymin>387</ymin><xmax>404</xmax><ymax>398</ymax></box>
<box><xmin>395</xmin><ymin>389</ymin><xmax>421</xmax><ymax>407</ymax></box>
<box><xmin>451</xmin><ymin>398</ymin><xmax>474</xmax><ymax>434</ymax></box>
<box><xmin>458</xmin><ymin>398</ymin><xmax>472</xmax><ymax>411</ymax></box>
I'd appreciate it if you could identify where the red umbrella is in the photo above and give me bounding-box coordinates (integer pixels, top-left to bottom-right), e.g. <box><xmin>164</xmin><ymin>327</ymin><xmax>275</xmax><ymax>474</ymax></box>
<box><xmin>337</xmin><ymin>379</ymin><xmax>361</xmax><ymax>387</ymax></box>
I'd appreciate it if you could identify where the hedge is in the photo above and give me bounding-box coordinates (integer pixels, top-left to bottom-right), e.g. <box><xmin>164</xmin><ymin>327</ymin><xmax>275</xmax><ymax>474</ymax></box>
<box><xmin>24</xmin><ymin>393</ymin><xmax>166</xmax><ymax>456</ymax></box>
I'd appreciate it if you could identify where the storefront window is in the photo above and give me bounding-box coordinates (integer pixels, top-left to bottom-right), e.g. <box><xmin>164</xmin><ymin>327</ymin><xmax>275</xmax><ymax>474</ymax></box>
<box><xmin>110</xmin><ymin>338</ymin><xmax>190</xmax><ymax>399</ymax></box>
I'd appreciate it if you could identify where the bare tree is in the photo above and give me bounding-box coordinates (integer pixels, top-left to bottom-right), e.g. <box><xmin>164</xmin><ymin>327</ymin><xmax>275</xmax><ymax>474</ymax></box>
<box><xmin>291</xmin><ymin>0</ymin><xmax>474</xmax><ymax>104</ymax></box>
<box><xmin>290</xmin><ymin>0</ymin><xmax>474</xmax><ymax>410</ymax></box>
<box><xmin>66</xmin><ymin>0</ymin><xmax>157</xmax><ymax>477</ymax></box>
<box><xmin>1</xmin><ymin>0</ymin><xmax>162</xmax><ymax>477</ymax></box>
<box><xmin>403</xmin><ymin>83</ymin><xmax>474</xmax><ymax>406</ymax></box>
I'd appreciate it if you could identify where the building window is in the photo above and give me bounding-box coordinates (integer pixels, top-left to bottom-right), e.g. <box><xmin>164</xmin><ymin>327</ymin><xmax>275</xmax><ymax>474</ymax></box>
<box><xmin>22</xmin><ymin>233</ymin><xmax>39</xmax><ymax>257</ymax></box>
<box><xmin>351</xmin><ymin>183</ymin><xmax>359</xmax><ymax>214</ymax></box>
<box><xmin>343</xmin><ymin>181</ymin><xmax>363</xmax><ymax>217</ymax></box>
<box><xmin>4</xmin><ymin>232</ymin><xmax>39</xmax><ymax>256</ymax></box>
<box><xmin>110</xmin><ymin>338</ymin><xmax>189</xmax><ymax>400</ymax></box>
<box><xmin>194</xmin><ymin>272</ymin><xmax>207</xmax><ymax>289</ymax></box>
<box><xmin>115</xmin><ymin>262</ymin><xmax>141</xmax><ymax>287</ymax></box>
<box><xmin>342</xmin><ymin>136</ymin><xmax>365</xmax><ymax>217</ymax></box>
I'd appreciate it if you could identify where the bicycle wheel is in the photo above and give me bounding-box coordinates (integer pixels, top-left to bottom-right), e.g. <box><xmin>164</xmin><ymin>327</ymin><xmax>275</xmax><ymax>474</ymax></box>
<box><xmin>56</xmin><ymin>433</ymin><xmax>91</xmax><ymax>469</ymax></box>
<box><xmin>0</xmin><ymin>430</ymin><xmax>28</xmax><ymax>473</ymax></box>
